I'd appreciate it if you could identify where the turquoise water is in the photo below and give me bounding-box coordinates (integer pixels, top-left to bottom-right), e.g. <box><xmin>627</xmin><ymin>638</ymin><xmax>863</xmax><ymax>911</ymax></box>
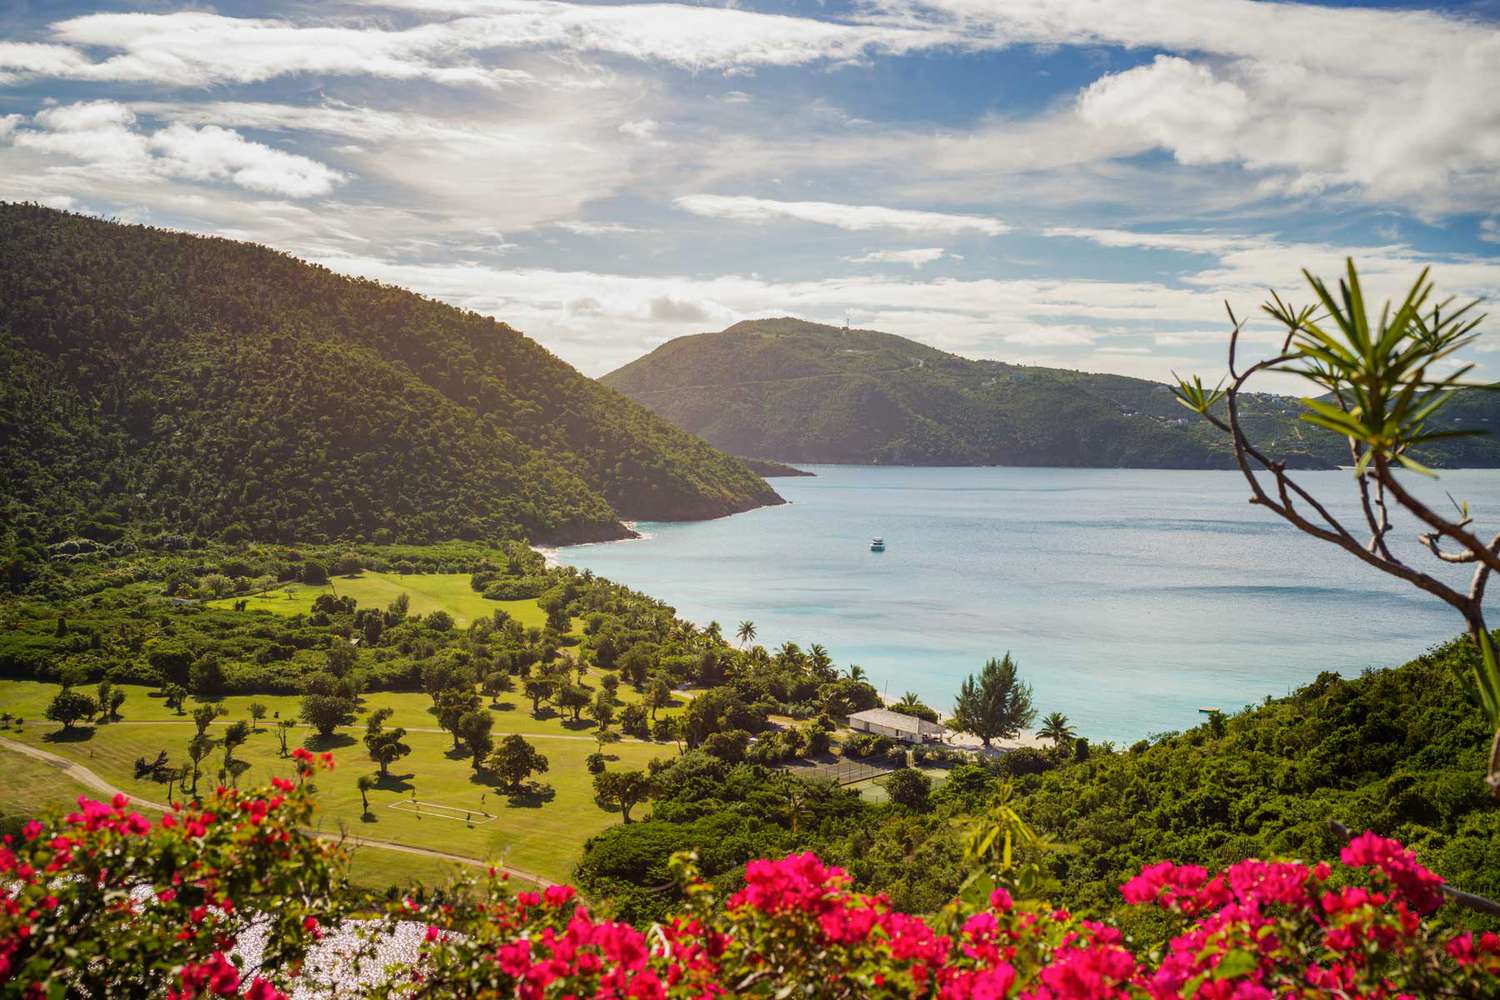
<box><xmin>555</xmin><ymin>467</ymin><xmax>1500</xmax><ymax>743</ymax></box>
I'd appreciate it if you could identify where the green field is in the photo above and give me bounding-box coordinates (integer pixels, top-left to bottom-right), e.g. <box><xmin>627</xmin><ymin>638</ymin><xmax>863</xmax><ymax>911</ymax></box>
<box><xmin>0</xmin><ymin>679</ymin><xmax>681</xmax><ymax>886</ymax></box>
<box><xmin>209</xmin><ymin>571</ymin><xmax>549</xmax><ymax>630</ymax></box>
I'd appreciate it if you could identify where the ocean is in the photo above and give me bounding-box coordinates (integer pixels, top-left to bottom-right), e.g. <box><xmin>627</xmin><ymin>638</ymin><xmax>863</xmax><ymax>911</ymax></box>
<box><xmin>553</xmin><ymin>466</ymin><xmax>1500</xmax><ymax>743</ymax></box>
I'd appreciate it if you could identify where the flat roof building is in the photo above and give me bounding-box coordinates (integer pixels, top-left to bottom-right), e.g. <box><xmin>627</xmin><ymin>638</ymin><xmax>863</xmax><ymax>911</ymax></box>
<box><xmin>847</xmin><ymin>708</ymin><xmax>947</xmax><ymax>744</ymax></box>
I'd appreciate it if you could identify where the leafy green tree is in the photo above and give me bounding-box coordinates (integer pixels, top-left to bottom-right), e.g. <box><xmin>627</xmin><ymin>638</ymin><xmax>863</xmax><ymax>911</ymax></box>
<box><xmin>191</xmin><ymin>704</ymin><xmax>225</xmax><ymax>738</ymax></box>
<box><xmin>556</xmin><ymin>683</ymin><xmax>591</xmax><ymax>723</ymax></box>
<box><xmin>589</xmin><ymin>690</ymin><xmax>615</xmax><ymax>732</ymax></box>
<box><xmin>248</xmin><ymin>702</ymin><xmax>268</xmax><ymax>730</ymax></box>
<box><xmin>426</xmin><ymin>610</ymin><xmax>455</xmax><ymax>632</ymax></box>
<box><xmin>736</xmin><ymin>620</ymin><xmax>756</xmax><ymax>647</ymax></box>
<box><xmin>363</xmin><ymin>707</ymin><xmax>411</xmax><ymax>778</ymax></box>
<box><xmin>456</xmin><ymin>710</ymin><xmax>494</xmax><ymax>769</ymax></box>
<box><xmin>644</xmin><ymin>675</ymin><xmax>673</xmax><ymax>720</ymax></box>
<box><xmin>485</xmin><ymin>735</ymin><xmax>549</xmax><ymax>793</ymax></box>
<box><xmin>301</xmin><ymin>561</ymin><xmax>328</xmax><ymax>585</ymax></box>
<box><xmin>161</xmin><ymin>683</ymin><xmax>188</xmax><ymax>715</ymax></box>
<box><xmin>1038</xmin><ymin>712</ymin><xmax>1076</xmax><ymax>750</ymax></box>
<box><xmin>881</xmin><ymin>767</ymin><xmax>932</xmax><ymax>811</ymax></box>
<box><xmin>482</xmin><ymin>671</ymin><xmax>512</xmax><ymax>705</ymax></box>
<box><xmin>95</xmin><ymin>681</ymin><xmax>125</xmax><ymax>722</ymax></box>
<box><xmin>325</xmin><ymin>642</ymin><xmax>356</xmax><ymax>677</ymax></box>
<box><xmin>523</xmin><ymin>677</ymin><xmax>556</xmax><ymax>716</ymax></box>
<box><xmin>593</xmin><ymin>770</ymin><xmax>652</xmax><ymax>823</ymax></box>
<box><xmin>893</xmin><ymin>691</ymin><xmax>940</xmax><ymax>723</ymax></box>
<box><xmin>45</xmin><ymin>688</ymin><xmax>95</xmax><ymax>730</ymax></box>
<box><xmin>431</xmin><ymin>687</ymin><xmax>481</xmax><ymax>748</ymax></box>
<box><xmin>617</xmin><ymin>647</ymin><xmax>652</xmax><ymax>687</ymax></box>
<box><xmin>619</xmin><ymin>703</ymin><xmax>649</xmax><ymax>739</ymax></box>
<box><xmin>221</xmin><ymin>720</ymin><xmax>251</xmax><ymax>786</ymax></box>
<box><xmin>300</xmin><ymin>694</ymin><xmax>355</xmax><ymax>738</ymax></box>
<box><xmin>952</xmin><ymin>654</ymin><xmax>1035</xmax><ymax>748</ymax></box>
<box><xmin>189</xmin><ymin>654</ymin><xmax>225</xmax><ymax>698</ymax></box>
<box><xmin>185</xmin><ymin>733</ymin><xmax>214</xmax><ymax>798</ymax></box>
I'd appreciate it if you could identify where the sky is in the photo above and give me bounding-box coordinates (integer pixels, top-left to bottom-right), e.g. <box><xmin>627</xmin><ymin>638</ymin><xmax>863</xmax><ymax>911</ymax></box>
<box><xmin>3</xmin><ymin>0</ymin><xmax>1500</xmax><ymax>385</ymax></box>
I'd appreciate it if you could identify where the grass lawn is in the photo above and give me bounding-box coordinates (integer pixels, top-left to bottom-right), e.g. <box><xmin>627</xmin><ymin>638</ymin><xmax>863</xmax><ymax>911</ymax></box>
<box><xmin>0</xmin><ymin>679</ymin><xmax>683</xmax><ymax>885</ymax></box>
<box><xmin>0</xmin><ymin>743</ymin><xmax>91</xmax><ymax>819</ymax></box>
<box><xmin>208</xmin><ymin>571</ymin><xmax>550</xmax><ymax>630</ymax></box>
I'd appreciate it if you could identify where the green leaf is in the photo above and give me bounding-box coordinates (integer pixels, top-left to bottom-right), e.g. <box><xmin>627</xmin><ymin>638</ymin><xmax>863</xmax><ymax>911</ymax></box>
<box><xmin>1213</xmin><ymin>949</ymin><xmax>1259</xmax><ymax>980</ymax></box>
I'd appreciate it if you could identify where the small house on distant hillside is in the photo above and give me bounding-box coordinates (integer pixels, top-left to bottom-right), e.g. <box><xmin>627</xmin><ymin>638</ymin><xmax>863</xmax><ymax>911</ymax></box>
<box><xmin>847</xmin><ymin>708</ymin><xmax>946</xmax><ymax>744</ymax></box>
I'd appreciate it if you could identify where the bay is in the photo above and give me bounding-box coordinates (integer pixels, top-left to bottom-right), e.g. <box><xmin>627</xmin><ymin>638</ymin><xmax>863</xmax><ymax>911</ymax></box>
<box><xmin>554</xmin><ymin>466</ymin><xmax>1500</xmax><ymax>743</ymax></box>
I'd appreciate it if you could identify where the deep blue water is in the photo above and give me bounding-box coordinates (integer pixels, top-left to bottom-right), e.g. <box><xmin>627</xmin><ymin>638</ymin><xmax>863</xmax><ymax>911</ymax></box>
<box><xmin>553</xmin><ymin>467</ymin><xmax>1500</xmax><ymax>743</ymax></box>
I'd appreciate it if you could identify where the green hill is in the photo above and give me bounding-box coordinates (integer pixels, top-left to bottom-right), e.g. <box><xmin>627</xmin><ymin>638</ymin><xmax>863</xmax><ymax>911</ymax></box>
<box><xmin>603</xmin><ymin>317</ymin><xmax>1500</xmax><ymax>468</ymax></box>
<box><xmin>0</xmin><ymin>205</ymin><xmax>780</xmax><ymax>547</ymax></box>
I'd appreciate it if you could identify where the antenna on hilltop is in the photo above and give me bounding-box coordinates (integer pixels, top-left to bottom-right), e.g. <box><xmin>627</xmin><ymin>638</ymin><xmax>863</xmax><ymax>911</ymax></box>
<box><xmin>842</xmin><ymin>309</ymin><xmax>851</xmax><ymax>335</ymax></box>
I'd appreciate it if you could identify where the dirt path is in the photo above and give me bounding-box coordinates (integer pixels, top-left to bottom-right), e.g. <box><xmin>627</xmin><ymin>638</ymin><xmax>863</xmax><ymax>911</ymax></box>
<box><xmin>0</xmin><ymin>736</ymin><xmax>553</xmax><ymax>886</ymax></box>
<box><xmin>101</xmin><ymin>720</ymin><xmax>632</xmax><ymax>743</ymax></box>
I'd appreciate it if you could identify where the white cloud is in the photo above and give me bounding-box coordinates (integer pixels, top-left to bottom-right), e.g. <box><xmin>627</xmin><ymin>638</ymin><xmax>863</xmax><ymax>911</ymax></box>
<box><xmin>676</xmin><ymin>195</ymin><xmax>1008</xmax><ymax>235</ymax></box>
<box><xmin>617</xmin><ymin>118</ymin><xmax>659</xmax><ymax>139</ymax></box>
<box><xmin>3</xmin><ymin>101</ymin><xmax>346</xmax><ymax>198</ymax></box>
<box><xmin>7</xmin><ymin>11</ymin><xmax>533</xmax><ymax>88</ymax></box>
<box><xmin>1482</xmin><ymin>219</ymin><xmax>1500</xmax><ymax>245</ymax></box>
<box><xmin>551</xmin><ymin>221</ymin><xmax>642</xmax><ymax>236</ymax></box>
<box><xmin>845</xmin><ymin>248</ymin><xmax>952</xmax><ymax>268</ymax></box>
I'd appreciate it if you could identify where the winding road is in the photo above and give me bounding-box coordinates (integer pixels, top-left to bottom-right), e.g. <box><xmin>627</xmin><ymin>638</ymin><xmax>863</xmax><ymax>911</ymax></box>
<box><xmin>0</xmin><ymin>735</ymin><xmax>554</xmax><ymax>887</ymax></box>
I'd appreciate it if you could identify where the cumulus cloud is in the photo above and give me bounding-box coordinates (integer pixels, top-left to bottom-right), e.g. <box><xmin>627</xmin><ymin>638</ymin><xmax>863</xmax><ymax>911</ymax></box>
<box><xmin>3</xmin><ymin>101</ymin><xmax>346</xmax><ymax>198</ymax></box>
<box><xmin>617</xmin><ymin>119</ymin><xmax>659</xmax><ymax>139</ymax></box>
<box><xmin>845</xmin><ymin>248</ymin><xmax>953</xmax><ymax>268</ymax></box>
<box><xmin>676</xmin><ymin>195</ymin><xmax>1008</xmax><ymax>235</ymax></box>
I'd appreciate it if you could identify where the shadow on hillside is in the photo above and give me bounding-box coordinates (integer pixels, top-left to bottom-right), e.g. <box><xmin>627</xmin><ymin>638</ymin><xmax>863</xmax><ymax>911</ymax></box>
<box><xmin>375</xmin><ymin>772</ymin><xmax>415</xmax><ymax>793</ymax></box>
<box><xmin>489</xmin><ymin>701</ymin><xmax>517</xmax><ymax>713</ymax></box>
<box><xmin>303</xmin><ymin>733</ymin><xmax>356</xmax><ymax>751</ymax></box>
<box><xmin>44</xmin><ymin>726</ymin><xmax>95</xmax><ymax>743</ymax></box>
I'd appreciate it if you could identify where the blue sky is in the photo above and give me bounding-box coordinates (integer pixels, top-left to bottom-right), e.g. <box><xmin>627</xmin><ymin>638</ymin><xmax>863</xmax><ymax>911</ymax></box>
<box><xmin>2</xmin><ymin>0</ymin><xmax>1499</xmax><ymax>385</ymax></box>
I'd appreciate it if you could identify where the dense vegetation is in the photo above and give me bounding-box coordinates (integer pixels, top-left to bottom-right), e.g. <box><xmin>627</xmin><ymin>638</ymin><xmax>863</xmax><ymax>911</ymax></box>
<box><xmin>578</xmin><ymin>636</ymin><xmax>1500</xmax><ymax>933</ymax></box>
<box><xmin>604</xmin><ymin>317</ymin><xmax>1500</xmax><ymax>468</ymax></box>
<box><xmin>0</xmin><ymin>204</ymin><xmax>779</xmax><ymax>550</ymax></box>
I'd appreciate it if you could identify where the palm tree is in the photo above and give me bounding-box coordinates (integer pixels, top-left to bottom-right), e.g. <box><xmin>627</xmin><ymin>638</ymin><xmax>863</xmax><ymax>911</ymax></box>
<box><xmin>895</xmin><ymin>691</ymin><xmax>925</xmax><ymax>714</ymax></box>
<box><xmin>809</xmin><ymin>644</ymin><xmax>835</xmax><ymax>681</ymax></box>
<box><xmin>357</xmin><ymin>774</ymin><xmax>375</xmax><ymax>818</ymax></box>
<box><xmin>846</xmin><ymin>664</ymin><xmax>868</xmax><ymax>683</ymax></box>
<box><xmin>736</xmin><ymin>620</ymin><xmax>757</xmax><ymax>647</ymax></box>
<box><xmin>1038</xmin><ymin>711</ymin><xmax>1076</xmax><ymax>749</ymax></box>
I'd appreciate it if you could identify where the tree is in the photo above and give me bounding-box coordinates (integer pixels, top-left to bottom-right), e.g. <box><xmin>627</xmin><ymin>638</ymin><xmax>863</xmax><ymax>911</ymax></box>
<box><xmin>431</xmin><ymin>687</ymin><xmax>481</xmax><ymax>749</ymax></box>
<box><xmin>894</xmin><ymin>691</ymin><xmax>940</xmax><ymax>723</ymax></box>
<box><xmin>192</xmin><ymin>704</ymin><xmax>225</xmax><ymax>738</ymax></box>
<box><xmin>96</xmin><ymin>681</ymin><xmax>125</xmax><ymax>722</ymax></box>
<box><xmin>589</xmin><ymin>690</ymin><xmax>615</xmax><ymax>732</ymax></box>
<box><xmin>276</xmin><ymin>719</ymin><xmax>296</xmax><ymax>758</ymax></box>
<box><xmin>45</xmin><ymin>688</ymin><xmax>95</xmax><ymax>730</ymax></box>
<box><xmin>189</xmin><ymin>654</ymin><xmax>225</xmax><ymax>699</ymax></box>
<box><xmin>300</xmin><ymin>694</ymin><xmax>355</xmax><ymax>738</ymax></box>
<box><xmin>644</xmin><ymin>675</ymin><xmax>673</xmax><ymax>720</ymax></box>
<box><xmin>736</xmin><ymin>620</ymin><xmax>757</xmax><ymax>647</ymax></box>
<box><xmin>456</xmin><ymin>710</ymin><xmax>494</xmax><ymax>769</ymax></box>
<box><xmin>221</xmin><ymin>720</ymin><xmax>251</xmax><ymax>786</ymax></box>
<box><xmin>482</xmin><ymin>671</ymin><xmax>512</xmax><ymax>705</ymax></box>
<box><xmin>523</xmin><ymin>677</ymin><xmax>556</xmax><ymax>716</ymax></box>
<box><xmin>301</xmin><ymin>560</ymin><xmax>328</xmax><ymax>585</ymax></box>
<box><xmin>485</xmin><ymin>735</ymin><xmax>549</xmax><ymax>793</ymax></box>
<box><xmin>556</xmin><ymin>683</ymin><xmax>591</xmax><ymax>723</ymax></box>
<box><xmin>248</xmin><ymin>702</ymin><xmax>268</xmax><ymax>730</ymax></box>
<box><xmin>617</xmin><ymin>647</ymin><xmax>652</xmax><ymax>687</ymax></box>
<box><xmin>161</xmin><ymin>683</ymin><xmax>188</xmax><ymax>715</ymax></box>
<box><xmin>1038</xmin><ymin>712</ymin><xmax>1076</xmax><ymax>750</ymax></box>
<box><xmin>593</xmin><ymin>770</ymin><xmax>652</xmax><ymax>823</ymax></box>
<box><xmin>619</xmin><ymin>703</ymin><xmax>649</xmax><ymax>739</ymax></box>
<box><xmin>881</xmin><ymin>767</ymin><xmax>932</xmax><ymax>811</ymax></box>
<box><xmin>326</xmin><ymin>642</ymin><xmax>356</xmax><ymax>677</ymax></box>
<box><xmin>809</xmin><ymin>644</ymin><xmax>835</xmax><ymax>682</ymax></box>
<box><xmin>426</xmin><ymin>609</ymin><xmax>455</xmax><ymax>632</ymax></box>
<box><xmin>363</xmin><ymin>707</ymin><xmax>411</xmax><ymax>778</ymax></box>
<box><xmin>952</xmin><ymin>654</ymin><xmax>1036</xmax><ymax>748</ymax></box>
<box><xmin>357</xmin><ymin>774</ymin><xmax>376</xmax><ymax>818</ymax></box>
<box><xmin>1173</xmin><ymin>261</ymin><xmax>1500</xmax><ymax>787</ymax></box>
<box><xmin>185</xmin><ymin>733</ymin><xmax>214</xmax><ymax>798</ymax></box>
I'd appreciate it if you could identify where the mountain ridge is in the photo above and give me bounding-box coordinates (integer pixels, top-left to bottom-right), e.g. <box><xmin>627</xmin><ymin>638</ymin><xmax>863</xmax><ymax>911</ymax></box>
<box><xmin>603</xmin><ymin>317</ymin><xmax>1500</xmax><ymax>469</ymax></box>
<box><xmin>0</xmin><ymin>205</ymin><xmax>781</xmax><ymax>547</ymax></box>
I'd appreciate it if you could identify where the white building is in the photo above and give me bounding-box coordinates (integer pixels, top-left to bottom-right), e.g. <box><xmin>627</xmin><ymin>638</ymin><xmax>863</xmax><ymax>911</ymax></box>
<box><xmin>847</xmin><ymin>708</ymin><xmax>947</xmax><ymax>744</ymax></box>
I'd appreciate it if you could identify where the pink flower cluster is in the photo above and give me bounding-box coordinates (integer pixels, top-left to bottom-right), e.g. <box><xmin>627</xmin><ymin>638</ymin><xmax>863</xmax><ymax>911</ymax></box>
<box><xmin>401</xmin><ymin>834</ymin><xmax>1500</xmax><ymax>999</ymax></box>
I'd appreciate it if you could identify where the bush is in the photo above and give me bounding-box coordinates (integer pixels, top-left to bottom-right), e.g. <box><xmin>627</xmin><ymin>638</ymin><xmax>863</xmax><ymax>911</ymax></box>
<box><xmin>586</xmin><ymin>752</ymin><xmax>606</xmax><ymax>774</ymax></box>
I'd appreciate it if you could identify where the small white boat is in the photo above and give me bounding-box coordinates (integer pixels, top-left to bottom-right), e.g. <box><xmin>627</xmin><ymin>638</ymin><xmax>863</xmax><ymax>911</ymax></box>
<box><xmin>870</xmin><ymin>537</ymin><xmax>885</xmax><ymax>552</ymax></box>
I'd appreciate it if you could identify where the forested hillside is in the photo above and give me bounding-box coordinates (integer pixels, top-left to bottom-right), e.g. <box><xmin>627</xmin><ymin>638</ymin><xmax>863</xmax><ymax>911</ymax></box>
<box><xmin>604</xmin><ymin>318</ymin><xmax>1500</xmax><ymax>468</ymax></box>
<box><xmin>0</xmin><ymin>205</ymin><xmax>779</xmax><ymax>548</ymax></box>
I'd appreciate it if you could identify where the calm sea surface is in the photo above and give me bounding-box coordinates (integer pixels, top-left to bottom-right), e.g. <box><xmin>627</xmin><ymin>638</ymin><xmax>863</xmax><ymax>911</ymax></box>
<box><xmin>554</xmin><ymin>467</ymin><xmax>1500</xmax><ymax>743</ymax></box>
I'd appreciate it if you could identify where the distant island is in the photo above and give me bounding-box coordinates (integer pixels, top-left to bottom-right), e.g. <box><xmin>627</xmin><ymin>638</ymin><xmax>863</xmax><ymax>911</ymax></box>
<box><xmin>603</xmin><ymin>317</ymin><xmax>1500</xmax><ymax>469</ymax></box>
<box><xmin>0</xmin><ymin>206</ymin><xmax>782</xmax><ymax>547</ymax></box>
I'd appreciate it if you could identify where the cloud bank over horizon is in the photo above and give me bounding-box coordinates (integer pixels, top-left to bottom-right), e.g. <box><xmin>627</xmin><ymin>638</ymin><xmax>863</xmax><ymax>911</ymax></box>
<box><xmin>1</xmin><ymin>0</ymin><xmax>1497</xmax><ymax>382</ymax></box>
